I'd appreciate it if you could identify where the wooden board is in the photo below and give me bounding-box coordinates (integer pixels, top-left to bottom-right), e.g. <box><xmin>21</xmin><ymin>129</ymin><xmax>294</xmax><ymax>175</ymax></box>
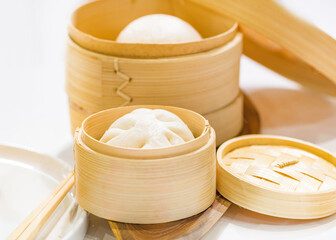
<box><xmin>241</xmin><ymin>93</ymin><xmax>261</xmax><ymax>135</ymax></box>
<box><xmin>107</xmin><ymin>93</ymin><xmax>260</xmax><ymax>240</ymax></box>
<box><xmin>109</xmin><ymin>195</ymin><xmax>230</xmax><ymax>240</ymax></box>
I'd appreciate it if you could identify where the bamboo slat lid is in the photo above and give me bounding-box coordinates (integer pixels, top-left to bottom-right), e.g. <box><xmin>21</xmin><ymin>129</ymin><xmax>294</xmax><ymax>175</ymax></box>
<box><xmin>217</xmin><ymin>135</ymin><xmax>336</xmax><ymax>219</ymax></box>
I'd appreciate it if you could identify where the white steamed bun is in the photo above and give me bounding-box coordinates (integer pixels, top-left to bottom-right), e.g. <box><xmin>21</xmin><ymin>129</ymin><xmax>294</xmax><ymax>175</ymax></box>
<box><xmin>116</xmin><ymin>14</ymin><xmax>202</xmax><ymax>44</ymax></box>
<box><xmin>100</xmin><ymin>108</ymin><xmax>195</xmax><ymax>149</ymax></box>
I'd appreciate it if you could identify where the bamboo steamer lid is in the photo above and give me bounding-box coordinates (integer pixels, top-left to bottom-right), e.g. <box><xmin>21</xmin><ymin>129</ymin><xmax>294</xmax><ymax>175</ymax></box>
<box><xmin>74</xmin><ymin>105</ymin><xmax>216</xmax><ymax>224</ymax></box>
<box><xmin>188</xmin><ymin>0</ymin><xmax>336</xmax><ymax>96</ymax></box>
<box><xmin>217</xmin><ymin>135</ymin><xmax>336</xmax><ymax>219</ymax></box>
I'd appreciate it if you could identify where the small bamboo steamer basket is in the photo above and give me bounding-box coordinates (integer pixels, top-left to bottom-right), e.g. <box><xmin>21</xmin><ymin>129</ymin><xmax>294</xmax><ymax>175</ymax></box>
<box><xmin>74</xmin><ymin>105</ymin><xmax>216</xmax><ymax>224</ymax></box>
<box><xmin>66</xmin><ymin>0</ymin><xmax>243</xmax><ymax>146</ymax></box>
<box><xmin>217</xmin><ymin>135</ymin><xmax>336</xmax><ymax>219</ymax></box>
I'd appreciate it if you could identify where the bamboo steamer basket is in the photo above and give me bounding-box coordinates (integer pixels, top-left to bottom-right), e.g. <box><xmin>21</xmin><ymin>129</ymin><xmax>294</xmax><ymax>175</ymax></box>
<box><xmin>66</xmin><ymin>0</ymin><xmax>243</xmax><ymax>146</ymax></box>
<box><xmin>74</xmin><ymin>105</ymin><xmax>216</xmax><ymax>224</ymax></box>
<box><xmin>217</xmin><ymin>135</ymin><xmax>336</xmax><ymax>219</ymax></box>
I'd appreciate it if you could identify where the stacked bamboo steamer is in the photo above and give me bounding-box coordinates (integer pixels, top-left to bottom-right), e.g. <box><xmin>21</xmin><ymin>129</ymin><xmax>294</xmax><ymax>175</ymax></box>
<box><xmin>66</xmin><ymin>0</ymin><xmax>243</xmax><ymax>146</ymax></box>
<box><xmin>66</xmin><ymin>0</ymin><xmax>336</xmax><ymax>226</ymax></box>
<box><xmin>74</xmin><ymin>105</ymin><xmax>216</xmax><ymax>223</ymax></box>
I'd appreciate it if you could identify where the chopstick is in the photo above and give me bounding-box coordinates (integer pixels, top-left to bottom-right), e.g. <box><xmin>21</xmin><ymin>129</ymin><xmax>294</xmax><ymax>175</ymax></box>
<box><xmin>7</xmin><ymin>170</ymin><xmax>75</xmax><ymax>240</ymax></box>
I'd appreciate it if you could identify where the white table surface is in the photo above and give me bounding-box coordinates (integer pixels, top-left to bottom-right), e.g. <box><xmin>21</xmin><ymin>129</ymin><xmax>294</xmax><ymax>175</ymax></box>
<box><xmin>1</xmin><ymin>0</ymin><xmax>336</xmax><ymax>239</ymax></box>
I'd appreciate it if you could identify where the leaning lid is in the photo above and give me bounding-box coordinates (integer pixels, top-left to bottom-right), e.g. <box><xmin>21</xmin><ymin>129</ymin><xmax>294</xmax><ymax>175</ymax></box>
<box><xmin>188</xmin><ymin>0</ymin><xmax>336</xmax><ymax>96</ymax></box>
<box><xmin>216</xmin><ymin>134</ymin><xmax>336</xmax><ymax>219</ymax></box>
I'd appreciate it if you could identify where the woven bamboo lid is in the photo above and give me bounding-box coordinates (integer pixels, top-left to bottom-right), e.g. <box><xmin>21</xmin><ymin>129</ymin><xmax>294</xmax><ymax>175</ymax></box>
<box><xmin>217</xmin><ymin>135</ymin><xmax>336</xmax><ymax>219</ymax></box>
<box><xmin>188</xmin><ymin>0</ymin><xmax>336</xmax><ymax>96</ymax></box>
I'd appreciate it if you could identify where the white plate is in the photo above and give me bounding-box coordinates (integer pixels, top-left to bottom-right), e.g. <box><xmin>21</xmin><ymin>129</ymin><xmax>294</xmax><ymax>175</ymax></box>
<box><xmin>0</xmin><ymin>144</ymin><xmax>88</xmax><ymax>239</ymax></box>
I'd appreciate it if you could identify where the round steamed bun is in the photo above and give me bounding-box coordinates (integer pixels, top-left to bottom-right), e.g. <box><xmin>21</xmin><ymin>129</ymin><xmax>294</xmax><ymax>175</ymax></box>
<box><xmin>116</xmin><ymin>14</ymin><xmax>202</xmax><ymax>44</ymax></box>
<box><xmin>100</xmin><ymin>108</ymin><xmax>195</xmax><ymax>149</ymax></box>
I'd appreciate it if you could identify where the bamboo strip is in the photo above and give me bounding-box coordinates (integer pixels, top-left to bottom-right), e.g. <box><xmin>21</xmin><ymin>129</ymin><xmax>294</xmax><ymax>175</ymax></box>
<box><xmin>217</xmin><ymin>135</ymin><xmax>336</xmax><ymax>219</ymax></box>
<box><xmin>187</xmin><ymin>0</ymin><xmax>336</xmax><ymax>95</ymax></box>
<box><xmin>7</xmin><ymin>171</ymin><xmax>74</xmax><ymax>240</ymax></box>
<box><xmin>74</xmin><ymin>105</ymin><xmax>217</xmax><ymax>224</ymax></box>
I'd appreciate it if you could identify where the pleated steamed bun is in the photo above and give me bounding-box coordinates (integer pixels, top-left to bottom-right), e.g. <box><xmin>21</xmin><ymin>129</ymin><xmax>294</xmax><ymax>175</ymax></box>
<box><xmin>116</xmin><ymin>14</ymin><xmax>202</xmax><ymax>44</ymax></box>
<box><xmin>100</xmin><ymin>108</ymin><xmax>195</xmax><ymax>149</ymax></box>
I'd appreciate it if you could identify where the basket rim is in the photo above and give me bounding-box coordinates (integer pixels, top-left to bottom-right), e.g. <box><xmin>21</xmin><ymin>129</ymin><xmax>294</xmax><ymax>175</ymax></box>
<box><xmin>217</xmin><ymin>134</ymin><xmax>336</xmax><ymax>196</ymax></box>
<box><xmin>75</xmin><ymin>126</ymin><xmax>216</xmax><ymax>163</ymax></box>
<box><xmin>68</xmin><ymin>0</ymin><xmax>238</xmax><ymax>57</ymax></box>
<box><xmin>79</xmin><ymin>105</ymin><xmax>213</xmax><ymax>159</ymax></box>
<box><xmin>67</xmin><ymin>32</ymin><xmax>243</xmax><ymax>62</ymax></box>
<box><xmin>68</xmin><ymin>22</ymin><xmax>238</xmax><ymax>50</ymax></box>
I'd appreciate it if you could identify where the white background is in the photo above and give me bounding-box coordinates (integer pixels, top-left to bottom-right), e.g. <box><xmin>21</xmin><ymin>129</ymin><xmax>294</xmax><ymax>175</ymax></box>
<box><xmin>0</xmin><ymin>0</ymin><xmax>336</xmax><ymax>239</ymax></box>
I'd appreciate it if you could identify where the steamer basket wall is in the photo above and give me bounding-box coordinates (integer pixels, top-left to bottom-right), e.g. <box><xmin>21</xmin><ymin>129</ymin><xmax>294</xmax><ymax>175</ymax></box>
<box><xmin>74</xmin><ymin>105</ymin><xmax>217</xmax><ymax>224</ymax></box>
